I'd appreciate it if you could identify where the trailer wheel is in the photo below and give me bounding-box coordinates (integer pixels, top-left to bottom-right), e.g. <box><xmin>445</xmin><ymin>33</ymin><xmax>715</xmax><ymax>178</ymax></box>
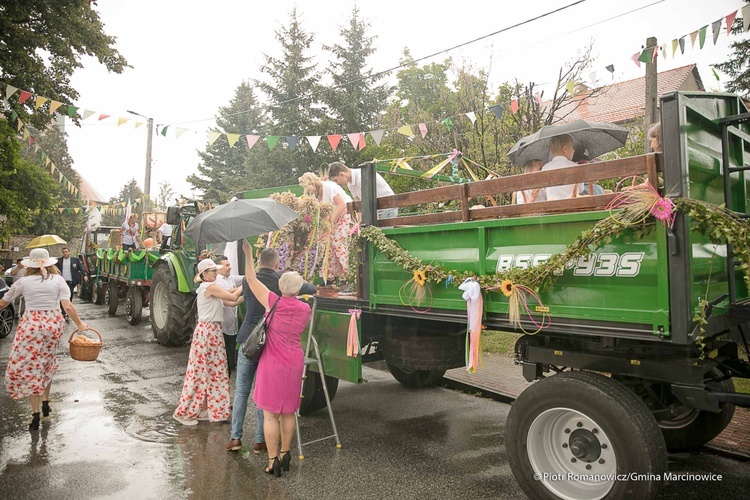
<box><xmin>125</xmin><ymin>287</ymin><xmax>143</xmax><ymax>325</ymax></box>
<box><xmin>659</xmin><ymin>372</ymin><xmax>735</xmax><ymax>451</ymax></box>
<box><xmin>151</xmin><ymin>264</ymin><xmax>194</xmax><ymax>346</ymax></box>
<box><xmin>506</xmin><ymin>371</ymin><xmax>667</xmax><ymax>500</ymax></box>
<box><xmin>386</xmin><ymin>362</ymin><xmax>446</xmax><ymax>388</ymax></box>
<box><xmin>92</xmin><ymin>281</ymin><xmax>104</xmax><ymax>305</ymax></box>
<box><xmin>298</xmin><ymin>373</ymin><xmax>339</xmax><ymax>416</ymax></box>
<box><xmin>105</xmin><ymin>281</ymin><xmax>118</xmax><ymax>316</ymax></box>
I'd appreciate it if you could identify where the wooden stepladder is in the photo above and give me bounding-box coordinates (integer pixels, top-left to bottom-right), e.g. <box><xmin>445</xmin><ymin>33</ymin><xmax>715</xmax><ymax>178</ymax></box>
<box><xmin>295</xmin><ymin>296</ymin><xmax>341</xmax><ymax>459</ymax></box>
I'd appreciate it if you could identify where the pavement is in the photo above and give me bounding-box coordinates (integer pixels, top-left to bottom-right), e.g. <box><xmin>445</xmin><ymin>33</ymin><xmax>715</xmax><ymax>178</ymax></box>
<box><xmin>442</xmin><ymin>352</ymin><xmax>750</xmax><ymax>459</ymax></box>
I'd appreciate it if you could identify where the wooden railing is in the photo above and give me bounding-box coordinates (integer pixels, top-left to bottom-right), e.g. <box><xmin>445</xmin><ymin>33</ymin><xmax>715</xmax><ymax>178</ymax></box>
<box><xmin>349</xmin><ymin>153</ymin><xmax>661</xmax><ymax>227</ymax></box>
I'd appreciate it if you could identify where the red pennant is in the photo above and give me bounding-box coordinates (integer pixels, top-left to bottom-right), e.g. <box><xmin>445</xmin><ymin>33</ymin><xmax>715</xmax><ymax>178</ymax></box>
<box><xmin>327</xmin><ymin>134</ymin><xmax>342</xmax><ymax>151</ymax></box>
<box><xmin>510</xmin><ymin>100</ymin><xmax>519</xmax><ymax>114</ymax></box>
<box><xmin>726</xmin><ymin>11</ymin><xmax>737</xmax><ymax>35</ymax></box>
<box><xmin>358</xmin><ymin>133</ymin><xmax>366</xmax><ymax>150</ymax></box>
<box><xmin>98</xmin><ymin>114</ymin><xmax>110</xmax><ymax>121</ymax></box>
<box><xmin>651</xmin><ymin>45</ymin><xmax>659</xmax><ymax>62</ymax></box>
<box><xmin>419</xmin><ymin>123</ymin><xmax>428</xmax><ymax>138</ymax></box>
<box><xmin>19</xmin><ymin>90</ymin><xmax>33</xmax><ymax>105</ymax></box>
<box><xmin>631</xmin><ymin>52</ymin><xmax>641</xmax><ymax>68</ymax></box>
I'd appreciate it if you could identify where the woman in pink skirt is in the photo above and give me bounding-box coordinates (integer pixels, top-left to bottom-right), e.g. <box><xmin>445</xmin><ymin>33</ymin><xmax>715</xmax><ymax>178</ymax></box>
<box><xmin>242</xmin><ymin>240</ymin><xmax>311</xmax><ymax>477</ymax></box>
<box><xmin>0</xmin><ymin>248</ymin><xmax>89</xmax><ymax>431</ymax></box>
<box><xmin>173</xmin><ymin>259</ymin><xmax>242</xmax><ymax>426</ymax></box>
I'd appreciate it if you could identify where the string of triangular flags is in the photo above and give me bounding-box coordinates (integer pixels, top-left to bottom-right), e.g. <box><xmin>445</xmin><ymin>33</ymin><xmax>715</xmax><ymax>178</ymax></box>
<box><xmin>54</xmin><ymin>199</ymin><xmax>145</xmax><ymax>216</ymax></box>
<box><xmin>1</xmin><ymin>101</ymin><xmax>83</xmax><ymax>198</ymax></box>
<box><xmin>629</xmin><ymin>6</ymin><xmax>749</xmax><ymax>68</ymax></box>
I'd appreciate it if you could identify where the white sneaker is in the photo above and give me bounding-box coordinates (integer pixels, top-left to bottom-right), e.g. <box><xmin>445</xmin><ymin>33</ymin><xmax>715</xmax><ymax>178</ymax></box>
<box><xmin>173</xmin><ymin>414</ymin><xmax>198</xmax><ymax>426</ymax></box>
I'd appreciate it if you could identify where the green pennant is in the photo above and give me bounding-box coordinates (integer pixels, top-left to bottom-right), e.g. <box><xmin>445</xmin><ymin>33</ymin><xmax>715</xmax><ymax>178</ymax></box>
<box><xmin>66</xmin><ymin>208</ymin><xmax>72</xmax><ymax>214</ymax></box>
<box><xmin>637</xmin><ymin>48</ymin><xmax>652</xmax><ymax>63</ymax></box>
<box><xmin>161</xmin><ymin>125</ymin><xmax>169</xmax><ymax>137</ymax></box>
<box><xmin>96</xmin><ymin>249</ymin><xmax>105</xmax><ymax>260</ymax></box>
<box><xmin>267</xmin><ymin>136</ymin><xmax>281</xmax><ymax>151</ymax></box>
<box><xmin>11</xmin><ymin>110</ymin><xmax>17</xmax><ymax>121</ymax></box>
<box><xmin>442</xmin><ymin>118</ymin><xmax>453</xmax><ymax>132</ymax></box>
<box><xmin>66</xmin><ymin>105</ymin><xmax>79</xmax><ymax>118</ymax></box>
<box><xmin>129</xmin><ymin>250</ymin><xmax>147</xmax><ymax>262</ymax></box>
<box><xmin>699</xmin><ymin>26</ymin><xmax>707</xmax><ymax>49</ymax></box>
<box><xmin>712</xmin><ymin>68</ymin><xmax>721</xmax><ymax>81</ymax></box>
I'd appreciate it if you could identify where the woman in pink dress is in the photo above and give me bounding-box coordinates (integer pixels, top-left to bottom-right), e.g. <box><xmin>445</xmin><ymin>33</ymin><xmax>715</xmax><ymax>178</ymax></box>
<box><xmin>0</xmin><ymin>248</ymin><xmax>89</xmax><ymax>431</ymax></box>
<box><xmin>242</xmin><ymin>240</ymin><xmax>311</xmax><ymax>477</ymax></box>
<box><xmin>173</xmin><ymin>259</ymin><xmax>242</xmax><ymax>426</ymax></box>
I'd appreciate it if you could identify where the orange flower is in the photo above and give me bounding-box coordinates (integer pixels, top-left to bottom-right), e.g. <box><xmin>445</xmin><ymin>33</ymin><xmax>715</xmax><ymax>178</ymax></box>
<box><xmin>500</xmin><ymin>279</ymin><xmax>514</xmax><ymax>297</ymax></box>
<box><xmin>413</xmin><ymin>269</ymin><xmax>427</xmax><ymax>286</ymax></box>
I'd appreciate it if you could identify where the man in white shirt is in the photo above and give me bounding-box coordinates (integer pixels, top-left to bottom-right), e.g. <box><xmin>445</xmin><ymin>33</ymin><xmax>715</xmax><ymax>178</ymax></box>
<box><xmin>156</xmin><ymin>222</ymin><xmax>173</xmax><ymax>250</ymax></box>
<box><xmin>541</xmin><ymin>134</ymin><xmax>580</xmax><ymax>201</ymax></box>
<box><xmin>215</xmin><ymin>255</ymin><xmax>244</xmax><ymax>376</ymax></box>
<box><xmin>328</xmin><ymin>161</ymin><xmax>398</xmax><ymax>220</ymax></box>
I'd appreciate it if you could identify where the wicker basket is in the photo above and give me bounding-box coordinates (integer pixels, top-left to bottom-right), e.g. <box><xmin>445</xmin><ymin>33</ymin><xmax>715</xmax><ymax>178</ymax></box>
<box><xmin>69</xmin><ymin>328</ymin><xmax>103</xmax><ymax>362</ymax></box>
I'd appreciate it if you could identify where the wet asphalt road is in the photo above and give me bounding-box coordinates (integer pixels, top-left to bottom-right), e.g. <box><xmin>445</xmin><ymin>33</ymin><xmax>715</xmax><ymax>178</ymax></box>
<box><xmin>0</xmin><ymin>300</ymin><xmax>749</xmax><ymax>500</ymax></box>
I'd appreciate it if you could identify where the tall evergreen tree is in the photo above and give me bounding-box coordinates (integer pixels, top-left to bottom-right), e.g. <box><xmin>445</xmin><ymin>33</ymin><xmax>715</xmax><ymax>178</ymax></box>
<box><xmin>254</xmin><ymin>8</ymin><xmax>323</xmax><ymax>186</ymax></box>
<box><xmin>188</xmin><ymin>81</ymin><xmax>266</xmax><ymax>202</ymax></box>
<box><xmin>713</xmin><ymin>4</ymin><xmax>750</xmax><ymax>97</ymax></box>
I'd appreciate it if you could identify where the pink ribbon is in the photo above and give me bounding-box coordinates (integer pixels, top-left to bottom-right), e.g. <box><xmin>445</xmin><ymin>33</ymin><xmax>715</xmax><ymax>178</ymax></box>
<box><xmin>346</xmin><ymin>308</ymin><xmax>361</xmax><ymax>357</ymax></box>
<box><xmin>459</xmin><ymin>278</ymin><xmax>483</xmax><ymax>373</ymax></box>
<box><xmin>32</xmin><ymin>259</ymin><xmax>48</xmax><ymax>278</ymax></box>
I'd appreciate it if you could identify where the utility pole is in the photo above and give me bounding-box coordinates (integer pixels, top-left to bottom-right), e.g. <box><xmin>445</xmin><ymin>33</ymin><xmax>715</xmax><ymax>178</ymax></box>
<box><xmin>644</xmin><ymin>36</ymin><xmax>658</xmax><ymax>151</ymax></box>
<box><xmin>144</xmin><ymin>117</ymin><xmax>153</xmax><ymax>212</ymax></box>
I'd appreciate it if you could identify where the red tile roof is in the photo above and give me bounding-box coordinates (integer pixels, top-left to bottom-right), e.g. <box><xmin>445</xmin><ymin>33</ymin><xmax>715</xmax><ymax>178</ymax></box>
<box><xmin>552</xmin><ymin>64</ymin><xmax>704</xmax><ymax>124</ymax></box>
<box><xmin>78</xmin><ymin>175</ymin><xmax>106</xmax><ymax>202</ymax></box>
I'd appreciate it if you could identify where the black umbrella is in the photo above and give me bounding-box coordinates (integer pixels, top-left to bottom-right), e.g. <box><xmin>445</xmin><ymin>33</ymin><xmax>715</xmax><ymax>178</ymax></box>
<box><xmin>184</xmin><ymin>198</ymin><xmax>300</xmax><ymax>245</ymax></box>
<box><xmin>508</xmin><ymin>120</ymin><xmax>629</xmax><ymax>166</ymax></box>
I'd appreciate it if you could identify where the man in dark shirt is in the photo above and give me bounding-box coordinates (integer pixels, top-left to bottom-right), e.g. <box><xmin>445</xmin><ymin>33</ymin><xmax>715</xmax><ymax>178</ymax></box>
<box><xmin>226</xmin><ymin>248</ymin><xmax>315</xmax><ymax>453</ymax></box>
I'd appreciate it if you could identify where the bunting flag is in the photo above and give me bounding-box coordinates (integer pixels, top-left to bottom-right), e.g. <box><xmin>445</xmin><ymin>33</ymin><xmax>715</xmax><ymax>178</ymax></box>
<box><xmin>605</xmin><ymin>64</ymin><xmax>615</xmax><ymax>75</ymax></box>
<box><xmin>117</xmin><ymin>117</ymin><xmax>130</xmax><ymax>126</ymax></box>
<box><xmin>98</xmin><ymin>113</ymin><xmax>110</xmax><ymax>121</ymax></box>
<box><xmin>35</xmin><ymin>96</ymin><xmax>48</xmax><ymax>109</ymax></box>
<box><xmin>465</xmin><ymin>111</ymin><xmax>477</xmax><ymax>124</ymax></box>
<box><xmin>690</xmin><ymin>30</ymin><xmax>699</xmax><ymax>48</ymax></box>
<box><xmin>66</xmin><ymin>105</ymin><xmax>78</xmax><ymax>118</ymax></box>
<box><xmin>5</xmin><ymin>85</ymin><xmax>18</xmax><ymax>99</ymax></box>
<box><xmin>207</xmin><ymin>131</ymin><xmax>221</xmax><ymax>146</ymax></box>
<box><xmin>134</xmin><ymin>121</ymin><xmax>144</xmax><ymax>129</ymax></box>
<box><xmin>369</xmin><ymin>130</ymin><xmax>385</xmax><ymax>146</ymax></box>
<box><xmin>660</xmin><ymin>44</ymin><xmax>667</xmax><ymax>60</ymax></box>
<box><xmin>565</xmin><ymin>80</ymin><xmax>576</xmax><ymax>94</ymax></box>
<box><xmin>266</xmin><ymin>136</ymin><xmax>281</xmax><ymax>151</ymax></box>
<box><xmin>441</xmin><ymin>117</ymin><xmax>453</xmax><ymax>132</ymax></box>
<box><xmin>489</xmin><ymin>104</ymin><xmax>503</xmax><ymax>119</ymax></box>
<box><xmin>160</xmin><ymin>125</ymin><xmax>169</xmax><ymax>137</ymax></box>
<box><xmin>712</xmin><ymin>68</ymin><xmax>721</xmax><ymax>81</ymax></box>
<box><xmin>744</xmin><ymin>5</ymin><xmax>750</xmax><ymax>32</ymax></box>
<box><xmin>726</xmin><ymin>11</ymin><xmax>737</xmax><ymax>35</ymax></box>
<box><xmin>49</xmin><ymin>100</ymin><xmax>63</xmax><ymax>114</ymax></box>
<box><xmin>419</xmin><ymin>123</ymin><xmax>428</xmax><ymax>138</ymax></box>
<box><xmin>19</xmin><ymin>90</ymin><xmax>32</xmax><ymax>104</ymax></box>
<box><xmin>672</xmin><ymin>39</ymin><xmax>679</xmax><ymax>56</ymax></box>
<box><xmin>175</xmin><ymin>127</ymin><xmax>188</xmax><ymax>139</ymax></box>
<box><xmin>631</xmin><ymin>52</ymin><xmax>642</xmax><ymax>68</ymax></box>
<box><xmin>82</xmin><ymin>109</ymin><xmax>95</xmax><ymax>120</ymax></box>
<box><xmin>227</xmin><ymin>133</ymin><xmax>240</xmax><ymax>147</ymax></box>
<box><xmin>347</xmin><ymin>132</ymin><xmax>361</xmax><ymax>148</ymax></box>
<box><xmin>327</xmin><ymin>134</ymin><xmax>342</xmax><ymax>151</ymax></box>
<box><xmin>246</xmin><ymin>134</ymin><xmax>260</xmax><ymax>149</ymax></box>
<box><xmin>305</xmin><ymin>135</ymin><xmax>320</xmax><ymax>151</ymax></box>
<box><xmin>396</xmin><ymin>125</ymin><xmax>413</xmax><ymax>137</ymax></box>
<box><xmin>637</xmin><ymin>48</ymin><xmax>652</xmax><ymax>64</ymax></box>
<box><xmin>699</xmin><ymin>26</ymin><xmax>708</xmax><ymax>48</ymax></box>
<box><xmin>286</xmin><ymin>136</ymin><xmax>299</xmax><ymax>151</ymax></box>
<box><xmin>679</xmin><ymin>36</ymin><xmax>686</xmax><ymax>54</ymax></box>
<box><xmin>510</xmin><ymin>100</ymin><xmax>519</xmax><ymax>114</ymax></box>
<box><xmin>534</xmin><ymin>92</ymin><xmax>543</xmax><ymax>104</ymax></box>
<box><xmin>358</xmin><ymin>133</ymin><xmax>366</xmax><ymax>151</ymax></box>
<box><xmin>712</xmin><ymin>20</ymin><xmax>722</xmax><ymax>44</ymax></box>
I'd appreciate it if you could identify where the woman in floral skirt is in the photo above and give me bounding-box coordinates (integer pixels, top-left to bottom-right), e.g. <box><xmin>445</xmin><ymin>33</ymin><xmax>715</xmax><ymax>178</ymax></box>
<box><xmin>173</xmin><ymin>259</ymin><xmax>242</xmax><ymax>426</ymax></box>
<box><xmin>0</xmin><ymin>248</ymin><xmax>89</xmax><ymax>431</ymax></box>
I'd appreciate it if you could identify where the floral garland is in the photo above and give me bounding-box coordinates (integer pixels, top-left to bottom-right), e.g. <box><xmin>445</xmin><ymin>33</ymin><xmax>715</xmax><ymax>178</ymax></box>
<box><xmin>359</xmin><ymin>188</ymin><xmax>750</xmax><ymax>345</ymax></box>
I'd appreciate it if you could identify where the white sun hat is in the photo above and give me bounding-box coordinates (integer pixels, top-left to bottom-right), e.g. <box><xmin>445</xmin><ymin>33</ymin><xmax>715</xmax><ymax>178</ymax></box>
<box><xmin>194</xmin><ymin>259</ymin><xmax>223</xmax><ymax>282</ymax></box>
<box><xmin>22</xmin><ymin>248</ymin><xmax>58</xmax><ymax>268</ymax></box>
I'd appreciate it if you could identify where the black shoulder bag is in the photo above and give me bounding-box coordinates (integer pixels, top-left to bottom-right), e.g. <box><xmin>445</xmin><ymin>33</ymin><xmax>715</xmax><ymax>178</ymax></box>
<box><xmin>241</xmin><ymin>296</ymin><xmax>281</xmax><ymax>362</ymax></box>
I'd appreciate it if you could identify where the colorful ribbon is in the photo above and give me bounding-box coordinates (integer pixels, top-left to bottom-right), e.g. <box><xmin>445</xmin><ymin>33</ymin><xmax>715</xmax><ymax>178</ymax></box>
<box><xmin>459</xmin><ymin>278</ymin><xmax>483</xmax><ymax>373</ymax></box>
<box><xmin>346</xmin><ymin>308</ymin><xmax>361</xmax><ymax>357</ymax></box>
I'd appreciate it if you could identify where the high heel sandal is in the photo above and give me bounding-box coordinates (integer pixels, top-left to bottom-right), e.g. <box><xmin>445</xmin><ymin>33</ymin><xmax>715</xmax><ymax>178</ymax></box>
<box><xmin>29</xmin><ymin>412</ymin><xmax>40</xmax><ymax>431</ymax></box>
<box><xmin>265</xmin><ymin>457</ymin><xmax>281</xmax><ymax>477</ymax></box>
<box><xmin>42</xmin><ymin>401</ymin><xmax>51</xmax><ymax>417</ymax></box>
<box><xmin>280</xmin><ymin>450</ymin><xmax>291</xmax><ymax>472</ymax></box>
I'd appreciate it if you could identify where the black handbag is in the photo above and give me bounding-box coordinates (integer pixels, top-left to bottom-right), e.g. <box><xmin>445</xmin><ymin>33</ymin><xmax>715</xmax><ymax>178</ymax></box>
<box><xmin>241</xmin><ymin>297</ymin><xmax>281</xmax><ymax>361</ymax></box>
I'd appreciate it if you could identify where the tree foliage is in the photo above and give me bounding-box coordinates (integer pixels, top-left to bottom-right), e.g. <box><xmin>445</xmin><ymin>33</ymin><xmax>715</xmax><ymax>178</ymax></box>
<box><xmin>713</xmin><ymin>5</ymin><xmax>750</xmax><ymax>97</ymax></box>
<box><xmin>101</xmin><ymin>179</ymin><xmax>143</xmax><ymax>227</ymax></box>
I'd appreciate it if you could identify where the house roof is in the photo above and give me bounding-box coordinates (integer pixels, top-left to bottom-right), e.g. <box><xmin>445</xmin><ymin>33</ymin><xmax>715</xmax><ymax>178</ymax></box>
<box><xmin>78</xmin><ymin>175</ymin><xmax>106</xmax><ymax>202</ymax></box>
<box><xmin>553</xmin><ymin>64</ymin><xmax>705</xmax><ymax>124</ymax></box>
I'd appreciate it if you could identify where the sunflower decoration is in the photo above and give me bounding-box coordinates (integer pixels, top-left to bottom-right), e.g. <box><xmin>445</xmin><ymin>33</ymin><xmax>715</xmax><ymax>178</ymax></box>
<box><xmin>399</xmin><ymin>267</ymin><xmax>433</xmax><ymax>311</ymax></box>
<box><xmin>492</xmin><ymin>278</ymin><xmax>550</xmax><ymax>334</ymax></box>
<box><xmin>500</xmin><ymin>279</ymin><xmax>514</xmax><ymax>297</ymax></box>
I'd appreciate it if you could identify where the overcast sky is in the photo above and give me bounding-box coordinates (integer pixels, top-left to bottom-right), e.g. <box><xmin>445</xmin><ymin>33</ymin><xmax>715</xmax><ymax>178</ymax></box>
<box><xmin>62</xmin><ymin>0</ymin><xmax>745</xmax><ymax>202</ymax></box>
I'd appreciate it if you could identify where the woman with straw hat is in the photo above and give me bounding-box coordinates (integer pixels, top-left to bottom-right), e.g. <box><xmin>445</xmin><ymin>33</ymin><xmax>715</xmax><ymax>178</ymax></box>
<box><xmin>0</xmin><ymin>248</ymin><xmax>89</xmax><ymax>431</ymax></box>
<box><xmin>173</xmin><ymin>259</ymin><xmax>242</xmax><ymax>426</ymax></box>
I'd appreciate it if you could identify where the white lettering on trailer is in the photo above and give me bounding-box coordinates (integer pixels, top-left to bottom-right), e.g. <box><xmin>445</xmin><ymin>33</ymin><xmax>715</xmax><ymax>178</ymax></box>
<box><xmin>496</xmin><ymin>252</ymin><xmax>645</xmax><ymax>277</ymax></box>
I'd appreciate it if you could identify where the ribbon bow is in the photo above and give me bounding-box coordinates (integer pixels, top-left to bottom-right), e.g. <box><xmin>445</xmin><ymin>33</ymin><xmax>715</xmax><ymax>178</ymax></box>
<box><xmin>346</xmin><ymin>308</ymin><xmax>362</xmax><ymax>357</ymax></box>
<box><xmin>458</xmin><ymin>277</ymin><xmax>483</xmax><ymax>373</ymax></box>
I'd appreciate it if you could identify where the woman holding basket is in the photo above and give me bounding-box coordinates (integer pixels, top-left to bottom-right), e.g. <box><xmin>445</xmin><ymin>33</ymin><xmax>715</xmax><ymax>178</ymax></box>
<box><xmin>0</xmin><ymin>248</ymin><xmax>89</xmax><ymax>431</ymax></box>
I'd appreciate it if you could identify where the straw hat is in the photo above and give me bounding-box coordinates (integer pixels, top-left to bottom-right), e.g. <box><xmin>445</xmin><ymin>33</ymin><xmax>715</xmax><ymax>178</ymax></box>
<box><xmin>22</xmin><ymin>248</ymin><xmax>58</xmax><ymax>268</ymax></box>
<box><xmin>194</xmin><ymin>259</ymin><xmax>223</xmax><ymax>282</ymax></box>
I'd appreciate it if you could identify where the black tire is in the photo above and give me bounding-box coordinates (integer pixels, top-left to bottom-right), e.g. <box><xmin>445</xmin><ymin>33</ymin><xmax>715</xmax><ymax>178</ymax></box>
<box><xmin>298</xmin><ymin>372</ymin><xmax>339</xmax><ymax>416</ymax></box>
<box><xmin>77</xmin><ymin>279</ymin><xmax>92</xmax><ymax>301</ymax></box>
<box><xmin>386</xmin><ymin>361</ymin><xmax>446</xmax><ymax>388</ymax></box>
<box><xmin>125</xmin><ymin>287</ymin><xmax>143</xmax><ymax>325</ymax></box>
<box><xmin>382</xmin><ymin>331</ymin><xmax>465</xmax><ymax>371</ymax></box>
<box><xmin>92</xmin><ymin>281</ymin><xmax>104</xmax><ymax>305</ymax></box>
<box><xmin>0</xmin><ymin>306</ymin><xmax>14</xmax><ymax>339</ymax></box>
<box><xmin>659</xmin><ymin>372</ymin><xmax>736</xmax><ymax>451</ymax></box>
<box><xmin>151</xmin><ymin>264</ymin><xmax>195</xmax><ymax>346</ymax></box>
<box><xmin>506</xmin><ymin>371</ymin><xmax>667</xmax><ymax>500</ymax></box>
<box><xmin>105</xmin><ymin>280</ymin><xmax>119</xmax><ymax>316</ymax></box>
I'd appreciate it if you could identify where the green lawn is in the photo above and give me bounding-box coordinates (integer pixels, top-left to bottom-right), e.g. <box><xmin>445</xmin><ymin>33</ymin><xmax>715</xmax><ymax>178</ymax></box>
<box><xmin>481</xmin><ymin>330</ymin><xmax>750</xmax><ymax>394</ymax></box>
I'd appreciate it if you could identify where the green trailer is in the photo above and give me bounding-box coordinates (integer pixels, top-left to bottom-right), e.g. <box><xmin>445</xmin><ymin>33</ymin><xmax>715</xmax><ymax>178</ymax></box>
<box><xmin>95</xmin><ymin>247</ymin><xmax>160</xmax><ymax>325</ymax></box>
